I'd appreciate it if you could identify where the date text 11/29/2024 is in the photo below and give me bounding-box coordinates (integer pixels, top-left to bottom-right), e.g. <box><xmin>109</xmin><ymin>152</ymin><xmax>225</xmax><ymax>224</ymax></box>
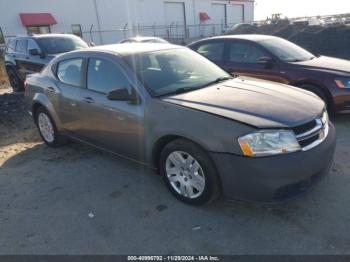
<box><xmin>127</xmin><ymin>255</ymin><xmax>220</xmax><ymax>261</ymax></box>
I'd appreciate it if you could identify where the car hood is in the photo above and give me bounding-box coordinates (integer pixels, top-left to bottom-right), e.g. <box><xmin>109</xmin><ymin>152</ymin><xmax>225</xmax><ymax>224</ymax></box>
<box><xmin>162</xmin><ymin>77</ymin><xmax>325</xmax><ymax>128</ymax></box>
<box><xmin>291</xmin><ymin>56</ymin><xmax>350</xmax><ymax>75</ymax></box>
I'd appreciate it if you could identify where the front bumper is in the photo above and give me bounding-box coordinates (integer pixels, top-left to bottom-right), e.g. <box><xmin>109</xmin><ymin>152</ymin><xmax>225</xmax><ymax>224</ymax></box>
<box><xmin>211</xmin><ymin>123</ymin><xmax>336</xmax><ymax>203</ymax></box>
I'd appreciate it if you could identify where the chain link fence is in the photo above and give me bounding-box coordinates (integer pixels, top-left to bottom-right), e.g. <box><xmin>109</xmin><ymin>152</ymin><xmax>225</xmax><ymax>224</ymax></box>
<box><xmin>81</xmin><ymin>22</ymin><xmax>231</xmax><ymax>45</ymax></box>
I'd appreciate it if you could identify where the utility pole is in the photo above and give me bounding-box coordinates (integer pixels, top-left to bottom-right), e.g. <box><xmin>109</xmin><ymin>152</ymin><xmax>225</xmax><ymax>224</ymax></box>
<box><xmin>93</xmin><ymin>0</ymin><xmax>103</xmax><ymax>44</ymax></box>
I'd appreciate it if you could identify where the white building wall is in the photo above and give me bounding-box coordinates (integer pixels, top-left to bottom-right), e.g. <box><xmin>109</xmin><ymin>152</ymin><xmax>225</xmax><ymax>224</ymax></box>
<box><xmin>0</xmin><ymin>0</ymin><xmax>254</xmax><ymax>44</ymax></box>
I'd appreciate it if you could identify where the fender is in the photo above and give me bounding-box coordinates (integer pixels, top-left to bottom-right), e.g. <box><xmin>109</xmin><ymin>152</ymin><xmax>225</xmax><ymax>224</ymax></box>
<box><xmin>31</xmin><ymin>93</ymin><xmax>64</xmax><ymax>131</ymax></box>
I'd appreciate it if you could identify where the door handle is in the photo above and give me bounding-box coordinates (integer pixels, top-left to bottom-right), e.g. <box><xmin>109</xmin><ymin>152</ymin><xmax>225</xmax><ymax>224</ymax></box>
<box><xmin>82</xmin><ymin>97</ymin><xmax>95</xmax><ymax>103</ymax></box>
<box><xmin>47</xmin><ymin>86</ymin><xmax>56</xmax><ymax>93</ymax></box>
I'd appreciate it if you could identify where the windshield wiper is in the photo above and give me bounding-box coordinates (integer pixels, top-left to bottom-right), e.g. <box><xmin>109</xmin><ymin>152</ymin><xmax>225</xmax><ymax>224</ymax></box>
<box><xmin>155</xmin><ymin>86</ymin><xmax>203</xmax><ymax>97</ymax></box>
<box><xmin>198</xmin><ymin>76</ymin><xmax>234</xmax><ymax>88</ymax></box>
<box><xmin>155</xmin><ymin>77</ymin><xmax>233</xmax><ymax>98</ymax></box>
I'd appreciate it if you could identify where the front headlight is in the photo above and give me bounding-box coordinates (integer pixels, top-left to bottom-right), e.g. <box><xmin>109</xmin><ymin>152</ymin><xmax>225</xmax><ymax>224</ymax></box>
<box><xmin>238</xmin><ymin>130</ymin><xmax>301</xmax><ymax>157</ymax></box>
<box><xmin>335</xmin><ymin>77</ymin><xmax>350</xmax><ymax>88</ymax></box>
<box><xmin>321</xmin><ymin>110</ymin><xmax>328</xmax><ymax>125</ymax></box>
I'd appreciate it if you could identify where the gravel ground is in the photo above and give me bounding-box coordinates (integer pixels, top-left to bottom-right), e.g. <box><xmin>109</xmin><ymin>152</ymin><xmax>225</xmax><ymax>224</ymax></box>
<box><xmin>1</xmin><ymin>84</ymin><xmax>350</xmax><ymax>255</ymax></box>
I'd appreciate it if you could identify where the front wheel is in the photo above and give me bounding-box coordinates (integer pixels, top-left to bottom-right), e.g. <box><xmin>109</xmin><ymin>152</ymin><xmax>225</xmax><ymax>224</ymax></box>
<box><xmin>159</xmin><ymin>139</ymin><xmax>220</xmax><ymax>206</ymax></box>
<box><xmin>35</xmin><ymin>107</ymin><xmax>67</xmax><ymax>147</ymax></box>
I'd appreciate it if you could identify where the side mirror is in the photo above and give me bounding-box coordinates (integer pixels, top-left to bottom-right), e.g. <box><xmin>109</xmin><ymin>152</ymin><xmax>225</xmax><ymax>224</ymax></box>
<box><xmin>107</xmin><ymin>88</ymin><xmax>139</xmax><ymax>103</ymax></box>
<box><xmin>29</xmin><ymin>48</ymin><xmax>40</xmax><ymax>56</ymax></box>
<box><xmin>257</xmin><ymin>56</ymin><xmax>274</xmax><ymax>69</ymax></box>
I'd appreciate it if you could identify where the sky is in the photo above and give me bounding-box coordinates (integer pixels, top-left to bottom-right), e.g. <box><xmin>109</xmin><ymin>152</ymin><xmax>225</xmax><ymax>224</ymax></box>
<box><xmin>254</xmin><ymin>0</ymin><xmax>350</xmax><ymax>20</ymax></box>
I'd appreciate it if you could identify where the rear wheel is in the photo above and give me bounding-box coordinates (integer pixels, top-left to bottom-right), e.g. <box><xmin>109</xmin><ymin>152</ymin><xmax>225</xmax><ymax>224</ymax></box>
<box><xmin>35</xmin><ymin>107</ymin><xmax>67</xmax><ymax>147</ymax></box>
<box><xmin>159</xmin><ymin>139</ymin><xmax>220</xmax><ymax>206</ymax></box>
<box><xmin>7</xmin><ymin>68</ymin><xmax>24</xmax><ymax>92</ymax></box>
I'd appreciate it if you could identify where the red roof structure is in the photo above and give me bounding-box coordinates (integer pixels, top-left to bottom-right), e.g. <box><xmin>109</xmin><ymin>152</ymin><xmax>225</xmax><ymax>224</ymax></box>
<box><xmin>19</xmin><ymin>13</ymin><xmax>57</xmax><ymax>26</ymax></box>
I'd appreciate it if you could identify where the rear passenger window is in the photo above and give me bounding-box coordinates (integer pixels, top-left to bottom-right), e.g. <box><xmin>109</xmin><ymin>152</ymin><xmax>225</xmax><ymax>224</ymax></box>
<box><xmin>57</xmin><ymin>58</ymin><xmax>83</xmax><ymax>86</ymax></box>
<box><xmin>15</xmin><ymin>39</ymin><xmax>28</xmax><ymax>54</ymax></box>
<box><xmin>7</xmin><ymin>39</ymin><xmax>16</xmax><ymax>52</ymax></box>
<box><xmin>195</xmin><ymin>41</ymin><xmax>225</xmax><ymax>61</ymax></box>
<box><xmin>87</xmin><ymin>58</ymin><xmax>130</xmax><ymax>94</ymax></box>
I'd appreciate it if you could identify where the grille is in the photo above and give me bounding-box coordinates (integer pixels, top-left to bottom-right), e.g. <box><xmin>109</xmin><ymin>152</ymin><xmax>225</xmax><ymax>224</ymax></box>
<box><xmin>293</xmin><ymin>112</ymin><xmax>329</xmax><ymax>151</ymax></box>
<box><xmin>293</xmin><ymin>120</ymin><xmax>317</xmax><ymax>136</ymax></box>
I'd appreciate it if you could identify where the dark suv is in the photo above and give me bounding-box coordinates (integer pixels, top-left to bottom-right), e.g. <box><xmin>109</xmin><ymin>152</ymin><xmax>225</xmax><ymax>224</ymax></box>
<box><xmin>5</xmin><ymin>34</ymin><xmax>88</xmax><ymax>91</ymax></box>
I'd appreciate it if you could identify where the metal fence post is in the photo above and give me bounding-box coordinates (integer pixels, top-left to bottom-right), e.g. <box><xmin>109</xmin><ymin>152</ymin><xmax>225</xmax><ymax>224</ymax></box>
<box><xmin>123</xmin><ymin>23</ymin><xmax>128</xmax><ymax>39</ymax></box>
<box><xmin>89</xmin><ymin>24</ymin><xmax>94</xmax><ymax>43</ymax></box>
<box><xmin>153</xmin><ymin>23</ymin><xmax>156</xmax><ymax>36</ymax></box>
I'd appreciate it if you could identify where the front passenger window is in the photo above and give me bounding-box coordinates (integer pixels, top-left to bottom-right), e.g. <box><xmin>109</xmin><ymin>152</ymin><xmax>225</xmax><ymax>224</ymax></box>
<box><xmin>87</xmin><ymin>58</ymin><xmax>130</xmax><ymax>94</ymax></box>
<box><xmin>57</xmin><ymin>58</ymin><xmax>83</xmax><ymax>86</ymax></box>
<box><xmin>229</xmin><ymin>42</ymin><xmax>265</xmax><ymax>64</ymax></box>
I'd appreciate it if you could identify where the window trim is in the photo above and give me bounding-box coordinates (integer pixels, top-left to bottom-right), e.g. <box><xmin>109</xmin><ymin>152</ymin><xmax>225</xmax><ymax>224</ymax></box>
<box><xmin>55</xmin><ymin>57</ymin><xmax>86</xmax><ymax>88</ymax></box>
<box><xmin>85</xmin><ymin>56</ymin><xmax>133</xmax><ymax>95</ymax></box>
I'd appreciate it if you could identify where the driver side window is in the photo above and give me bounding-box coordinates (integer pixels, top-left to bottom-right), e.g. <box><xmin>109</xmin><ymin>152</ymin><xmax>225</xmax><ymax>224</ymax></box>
<box><xmin>229</xmin><ymin>41</ymin><xmax>265</xmax><ymax>64</ymax></box>
<box><xmin>27</xmin><ymin>39</ymin><xmax>41</xmax><ymax>53</ymax></box>
<box><xmin>87</xmin><ymin>58</ymin><xmax>130</xmax><ymax>94</ymax></box>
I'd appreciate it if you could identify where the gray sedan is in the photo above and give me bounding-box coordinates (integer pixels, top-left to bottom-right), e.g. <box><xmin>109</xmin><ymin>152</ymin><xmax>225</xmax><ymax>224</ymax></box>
<box><xmin>25</xmin><ymin>43</ymin><xmax>336</xmax><ymax>205</ymax></box>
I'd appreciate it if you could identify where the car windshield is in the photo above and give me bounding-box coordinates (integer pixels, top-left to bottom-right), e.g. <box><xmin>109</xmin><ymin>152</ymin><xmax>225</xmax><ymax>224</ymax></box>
<box><xmin>260</xmin><ymin>38</ymin><xmax>315</xmax><ymax>62</ymax></box>
<box><xmin>124</xmin><ymin>48</ymin><xmax>231</xmax><ymax>97</ymax></box>
<box><xmin>37</xmin><ymin>36</ymin><xmax>88</xmax><ymax>54</ymax></box>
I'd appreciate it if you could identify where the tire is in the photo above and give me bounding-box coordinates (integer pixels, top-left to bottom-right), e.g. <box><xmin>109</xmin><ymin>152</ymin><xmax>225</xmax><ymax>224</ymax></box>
<box><xmin>35</xmin><ymin>107</ymin><xmax>67</xmax><ymax>147</ymax></box>
<box><xmin>159</xmin><ymin>139</ymin><xmax>220</xmax><ymax>206</ymax></box>
<box><xmin>7</xmin><ymin>68</ymin><xmax>24</xmax><ymax>92</ymax></box>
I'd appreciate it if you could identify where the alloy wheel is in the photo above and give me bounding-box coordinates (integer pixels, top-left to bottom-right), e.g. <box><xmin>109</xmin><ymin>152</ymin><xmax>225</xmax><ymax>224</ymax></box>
<box><xmin>38</xmin><ymin>113</ymin><xmax>55</xmax><ymax>143</ymax></box>
<box><xmin>165</xmin><ymin>151</ymin><xmax>205</xmax><ymax>199</ymax></box>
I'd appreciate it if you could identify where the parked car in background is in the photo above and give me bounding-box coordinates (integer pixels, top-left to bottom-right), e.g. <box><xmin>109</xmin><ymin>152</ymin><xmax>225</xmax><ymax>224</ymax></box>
<box><xmin>188</xmin><ymin>35</ymin><xmax>350</xmax><ymax>114</ymax></box>
<box><xmin>290</xmin><ymin>18</ymin><xmax>309</xmax><ymax>26</ymax></box>
<box><xmin>5</xmin><ymin>34</ymin><xmax>88</xmax><ymax>91</ymax></box>
<box><xmin>119</xmin><ymin>36</ymin><xmax>168</xmax><ymax>44</ymax></box>
<box><xmin>343</xmin><ymin>17</ymin><xmax>350</xmax><ymax>25</ymax></box>
<box><xmin>223</xmin><ymin>23</ymin><xmax>254</xmax><ymax>34</ymax></box>
<box><xmin>25</xmin><ymin>43</ymin><xmax>335</xmax><ymax>205</ymax></box>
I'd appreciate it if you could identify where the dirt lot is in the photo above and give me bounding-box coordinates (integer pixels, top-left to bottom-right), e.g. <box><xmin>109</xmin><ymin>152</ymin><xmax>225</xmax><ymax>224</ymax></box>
<box><xmin>1</xmin><ymin>84</ymin><xmax>350</xmax><ymax>254</ymax></box>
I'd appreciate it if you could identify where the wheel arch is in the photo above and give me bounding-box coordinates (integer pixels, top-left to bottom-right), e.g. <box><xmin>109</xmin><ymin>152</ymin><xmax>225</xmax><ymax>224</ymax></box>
<box><xmin>31</xmin><ymin>93</ymin><xmax>63</xmax><ymax>130</ymax></box>
<box><xmin>291</xmin><ymin>79</ymin><xmax>333</xmax><ymax>108</ymax></box>
<box><xmin>153</xmin><ymin>134</ymin><xmax>223</xmax><ymax>203</ymax></box>
<box><xmin>152</xmin><ymin>135</ymin><xmax>212</xmax><ymax>171</ymax></box>
<box><xmin>32</xmin><ymin>102</ymin><xmax>44</xmax><ymax>121</ymax></box>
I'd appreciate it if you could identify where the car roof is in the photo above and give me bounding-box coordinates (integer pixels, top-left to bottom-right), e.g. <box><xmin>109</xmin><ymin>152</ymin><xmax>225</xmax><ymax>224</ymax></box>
<box><xmin>125</xmin><ymin>36</ymin><xmax>165</xmax><ymax>41</ymax></box>
<box><xmin>84</xmin><ymin>43</ymin><xmax>183</xmax><ymax>56</ymax></box>
<box><xmin>13</xmin><ymin>34</ymin><xmax>80</xmax><ymax>40</ymax></box>
<box><xmin>191</xmin><ymin>34</ymin><xmax>279</xmax><ymax>44</ymax></box>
